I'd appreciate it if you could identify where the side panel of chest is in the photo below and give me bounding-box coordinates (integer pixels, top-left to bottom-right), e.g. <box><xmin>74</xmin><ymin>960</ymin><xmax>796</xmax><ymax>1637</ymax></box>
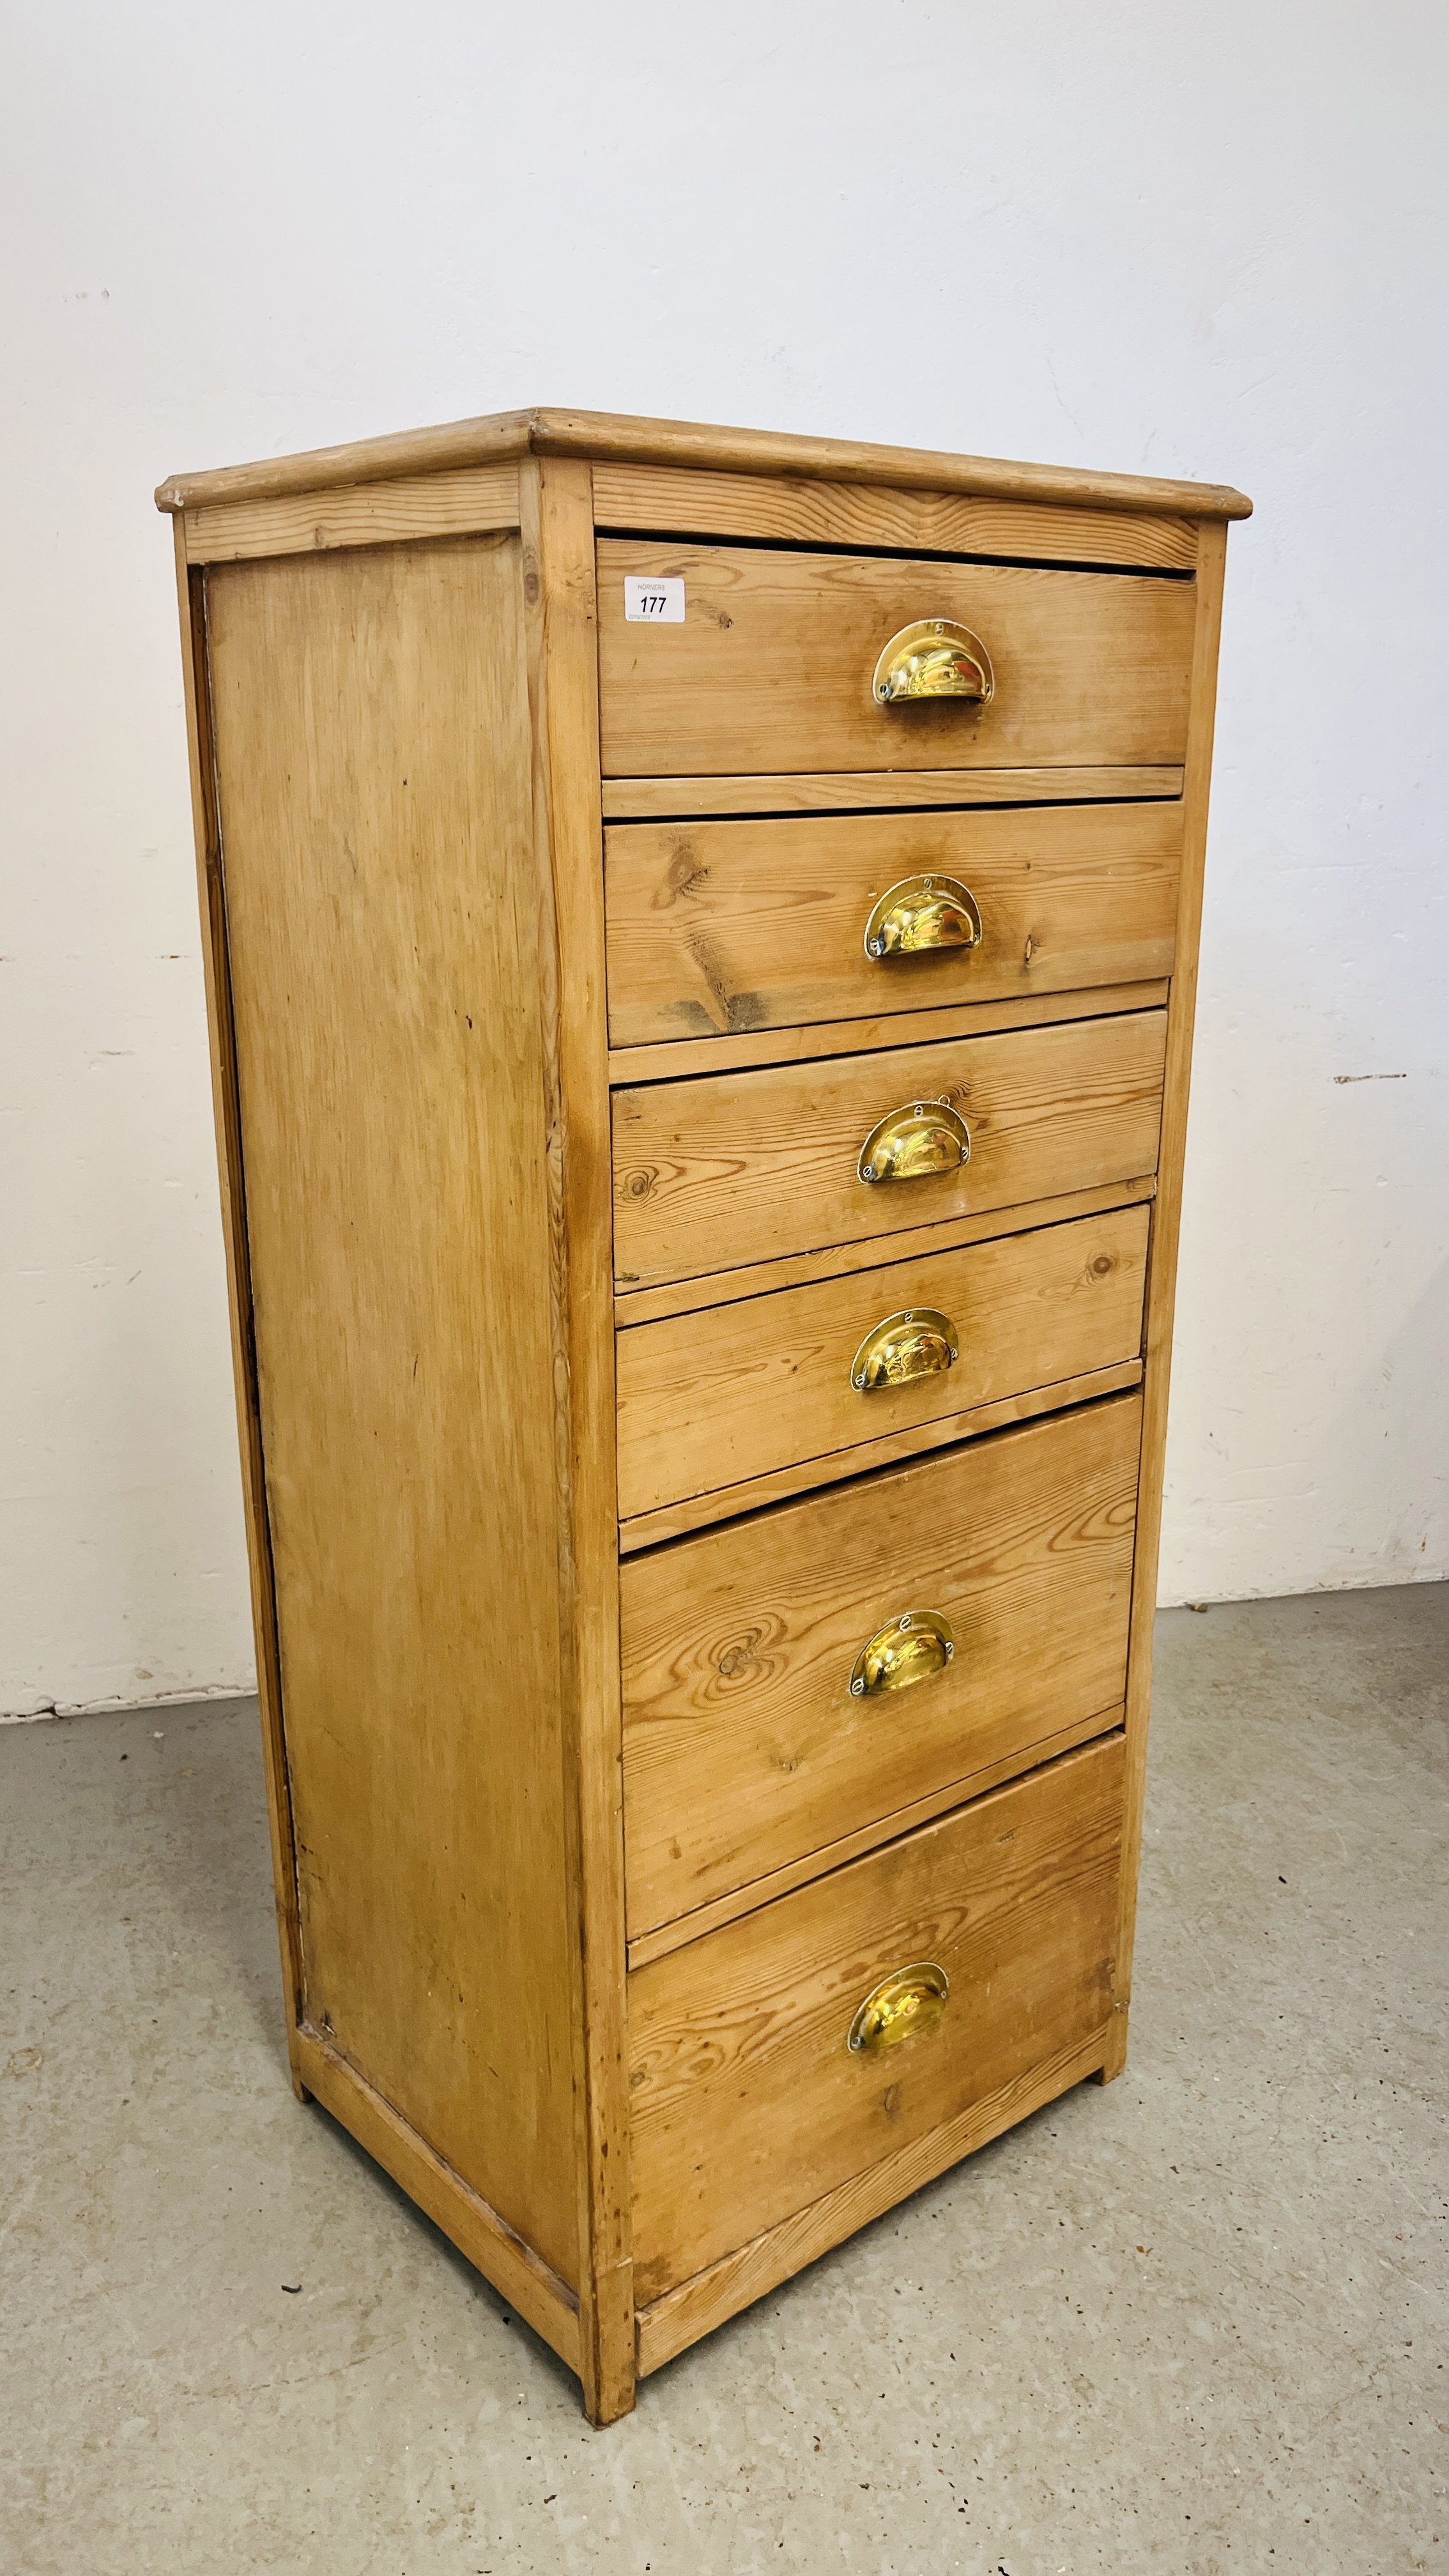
<box><xmin>204</xmin><ymin>537</ymin><xmax>583</xmax><ymax>2289</ymax></box>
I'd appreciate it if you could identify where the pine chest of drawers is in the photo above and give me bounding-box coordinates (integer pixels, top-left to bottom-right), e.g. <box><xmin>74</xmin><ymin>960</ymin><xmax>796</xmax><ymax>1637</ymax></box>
<box><xmin>158</xmin><ymin>408</ymin><xmax>1248</xmax><ymax>2423</ymax></box>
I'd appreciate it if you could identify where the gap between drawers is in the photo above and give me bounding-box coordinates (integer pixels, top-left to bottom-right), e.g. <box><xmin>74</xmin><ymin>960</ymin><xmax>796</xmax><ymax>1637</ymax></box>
<box><xmin>625</xmin><ymin>1713</ymin><xmax>1128</xmax><ymax>1970</ymax></box>
<box><xmin>614</xmin><ymin>1173</ymin><xmax>1157</xmax><ymax>1328</ymax></box>
<box><xmin>606</xmin><ymin>979</ymin><xmax>1171</xmax><ymax>1092</ymax></box>
<box><xmin>617</xmin><ymin>1360</ymin><xmax>1146</xmax><ymax>1554</ymax></box>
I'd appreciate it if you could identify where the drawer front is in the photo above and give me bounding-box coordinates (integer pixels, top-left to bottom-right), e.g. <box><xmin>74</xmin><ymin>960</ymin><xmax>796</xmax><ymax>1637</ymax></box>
<box><xmin>597</xmin><ymin>541</ymin><xmax>1195</xmax><ymax>778</ymax></box>
<box><xmin>629</xmin><ymin>1733</ymin><xmax>1124</xmax><ymax>2299</ymax></box>
<box><xmin>622</xmin><ymin>1395</ymin><xmax>1140</xmax><ymax>1939</ymax></box>
<box><xmin>613</xmin><ymin>1009</ymin><xmax>1165</xmax><ymax>1290</ymax></box>
<box><xmin>604</xmin><ymin>801</ymin><xmax>1181</xmax><ymax>1048</ymax></box>
<box><xmin>616</xmin><ymin>1204</ymin><xmax>1147</xmax><ymax>1522</ymax></box>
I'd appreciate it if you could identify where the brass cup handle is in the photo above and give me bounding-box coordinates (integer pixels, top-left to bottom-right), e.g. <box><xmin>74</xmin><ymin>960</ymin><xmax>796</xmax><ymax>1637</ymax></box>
<box><xmin>864</xmin><ymin>873</ymin><xmax>982</xmax><ymax>961</ymax></box>
<box><xmin>859</xmin><ymin>1097</ymin><xmax>970</xmax><ymax>1184</ymax></box>
<box><xmin>872</xmin><ymin>619</ymin><xmax>994</xmax><ymax>706</ymax></box>
<box><xmin>848</xmin><ymin>1961</ymin><xmax>950</xmax><ymax>2055</ymax></box>
<box><xmin>849</xmin><ymin>1609</ymin><xmax>955</xmax><ymax>1699</ymax></box>
<box><xmin>851</xmin><ymin>1307</ymin><xmax>959</xmax><ymax>1392</ymax></box>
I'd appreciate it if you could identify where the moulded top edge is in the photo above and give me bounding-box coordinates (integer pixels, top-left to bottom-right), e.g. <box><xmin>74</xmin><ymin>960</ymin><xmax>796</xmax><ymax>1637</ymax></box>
<box><xmin>153</xmin><ymin>405</ymin><xmax>1253</xmax><ymax>523</ymax></box>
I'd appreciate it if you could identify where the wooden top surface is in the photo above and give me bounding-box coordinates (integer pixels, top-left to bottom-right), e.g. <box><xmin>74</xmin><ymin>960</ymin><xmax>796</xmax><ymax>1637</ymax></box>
<box><xmin>155</xmin><ymin>404</ymin><xmax>1252</xmax><ymax>521</ymax></box>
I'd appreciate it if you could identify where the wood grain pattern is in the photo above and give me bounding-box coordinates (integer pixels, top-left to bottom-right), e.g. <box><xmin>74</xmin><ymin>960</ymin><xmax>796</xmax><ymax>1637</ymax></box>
<box><xmin>607</xmin><ymin>984</ymin><xmax>1169</xmax><ymax>1094</ymax></box>
<box><xmin>206</xmin><ymin>536</ymin><xmax>581</xmax><ymax>2288</ymax></box>
<box><xmin>617</xmin><ymin>1361</ymin><xmax>1143</xmax><ymax>1554</ymax></box>
<box><xmin>616</xmin><ymin>1204</ymin><xmax>1149</xmax><ymax>1521</ymax></box>
<box><xmin>600</xmin><ymin>765</ymin><xmax>1184</xmax><ymax>820</ymax></box>
<box><xmin>521</xmin><ymin>456</ymin><xmax>636</xmax><ymax>2424</ymax></box>
<box><xmin>597</xmin><ymin>542</ymin><xmax>1197</xmax><ymax>779</ymax></box>
<box><xmin>625</xmin><ymin>1699</ymin><xmax>1124</xmax><ymax>1969</ymax></box>
<box><xmin>629</xmin><ymin>1734</ymin><xmax>1124</xmax><ymax>2299</ymax></box>
<box><xmin>612</xmin><ymin>1009</ymin><xmax>1166</xmax><ymax>1290</ymax></box>
<box><xmin>295</xmin><ymin>2025</ymin><xmax>581</xmax><ymax>2372</ymax></box>
<box><xmin>604</xmin><ymin>802</ymin><xmax>1181</xmax><ymax>1045</ymax></box>
<box><xmin>615</xmin><ymin>1174</ymin><xmax>1156</xmax><ymax>1327</ymax></box>
<box><xmin>1112</xmin><ymin>519</ymin><xmax>1231</xmax><ymax>2067</ymax></box>
<box><xmin>591</xmin><ymin>462</ymin><xmax>1199</xmax><ymax>571</ymax></box>
<box><xmin>174</xmin><ymin>530</ymin><xmax>308</xmax><ymax>2096</ymax></box>
<box><xmin>635</xmin><ymin>2019</ymin><xmax>1112</xmax><ymax>2371</ymax></box>
<box><xmin>181</xmin><ymin>462</ymin><xmax>519</xmax><ymax>563</ymax></box>
<box><xmin>622</xmin><ymin>1395</ymin><xmax>1142</xmax><ymax>1937</ymax></box>
<box><xmin>156</xmin><ymin>404</ymin><xmax>1252</xmax><ymax>519</ymax></box>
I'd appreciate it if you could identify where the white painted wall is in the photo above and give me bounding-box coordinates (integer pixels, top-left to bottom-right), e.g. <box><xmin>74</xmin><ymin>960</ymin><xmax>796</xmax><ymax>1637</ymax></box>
<box><xmin>3</xmin><ymin>1</ymin><xmax>1445</xmax><ymax>1716</ymax></box>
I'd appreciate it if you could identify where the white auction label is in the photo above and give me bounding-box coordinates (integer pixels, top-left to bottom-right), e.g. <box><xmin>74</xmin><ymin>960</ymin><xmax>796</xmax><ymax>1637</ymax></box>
<box><xmin>624</xmin><ymin>575</ymin><xmax>685</xmax><ymax>623</ymax></box>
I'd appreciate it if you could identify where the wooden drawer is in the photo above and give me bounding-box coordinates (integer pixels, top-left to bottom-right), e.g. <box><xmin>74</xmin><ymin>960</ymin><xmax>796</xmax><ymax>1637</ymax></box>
<box><xmin>597</xmin><ymin>541</ymin><xmax>1195</xmax><ymax>779</ymax></box>
<box><xmin>629</xmin><ymin>1732</ymin><xmax>1124</xmax><ymax>2301</ymax></box>
<box><xmin>604</xmin><ymin>801</ymin><xmax>1181</xmax><ymax>1047</ymax></box>
<box><xmin>616</xmin><ymin>1204</ymin><xmax>1147</xmax><ymax>1522</ymax></box>
<box><xmin>613</xmin><ymin>1008</ymin><xmax>1165</xmax><ymax>1290</ymax></box>
<box><xmin>622</xmin><ymin>1394</ymin><xmax>1140</xmax><ymax>1942</ymax></box>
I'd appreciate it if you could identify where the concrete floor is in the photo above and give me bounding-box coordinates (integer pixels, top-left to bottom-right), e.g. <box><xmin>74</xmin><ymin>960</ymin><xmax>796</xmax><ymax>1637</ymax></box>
<box><xmin>2</xmin><ymin>1589</ymin><xmax>1445</xmax><ymax>2575</ymax></box>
